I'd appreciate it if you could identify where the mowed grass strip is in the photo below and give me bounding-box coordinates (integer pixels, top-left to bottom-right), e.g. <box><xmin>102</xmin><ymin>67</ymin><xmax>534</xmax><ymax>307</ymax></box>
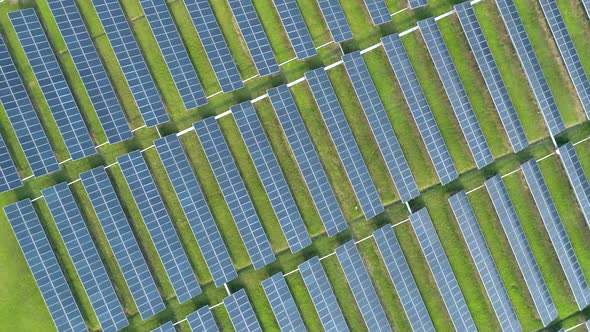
<box><xmin>290</xmin><ymin>83</ymin><xmax>361</xmax><ymax>221</ymax></box>
<box><xmin>253</xmin><ymin>99</ymin><xmax>325</xmax><ymax>237</ymax></box>
<box><xmin>363</xmin><ymin>49</ymin><xmax>438</xmax><ymax>190</ymax></box>
<box><xmin>402</xmin><ymin>32</ymin><xmax>475</xmax><ymax>174</ymax></box>
<box><xmin>538</xmin><ymin>156</ymin><xmax>590</xmax><ymax>280</ymax></box>
<box><xmin>437</xmin><ymin>15</ymin><xmax>512</xmax><ymax>158</ymax></box>
<box><xmin>327</xmin><ymin>66</ymin><xmax>398</xmax><ymax>204</ymax></box>
<box><xmin>218</xmin><ymin>115</ymin><xmax>289</xmax><ymax>252</ymax></box>
<box><xmin>513</xmin><ymin>0</ymin><xmax>586</xmax><ymax>127</ymax></box>
<box><xmin>473</xmin><ymin>1</ymin><xmax>547</xmax><ymax>143</ymax></box>
<box><xmin>502</xmin><ymin>172</ymin><xmax>578</xmax><ymax>317</ymax></box>
<box><xmin>467</xmin><ymin>189</ymin><xmax>543</xmax><ymax>331</ymax></box>
<box><xmin>417</xmin><ymin>188</ymin><xmax>501</xmax><ymax>330</ymax></box>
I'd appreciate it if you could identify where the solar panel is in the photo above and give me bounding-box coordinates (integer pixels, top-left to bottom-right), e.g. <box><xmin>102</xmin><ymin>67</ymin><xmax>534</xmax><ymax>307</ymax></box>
<box><xmin>418</xmin><ymin>18</ymin><xmax>493</xmax><ymax>169</ymax></box>
<box><xmin>183</xmin><ymin>0</ymin><xmax>243</xmax><ymax>92</ymax></box>
<box><xmin>80</xmin><ymin>166</ymin><xmax>164</xmax><ymax>320</ymax></box>
<box><xmin>45</xmin><ymin>0</ymin><xmax>132</xmax><ymax>144</ymax></box>
<box><xmin>262</xmin><ymin>272</ymin><xmax>306</xmax><ymax>332</ymax></box>
<box><xmin>152</xmin><ymin>322</ymin><xmax>175</xmax><ymax>332</ymax></box>
<box><xmin>267</xmin><ymin>85</ymin><xmax>347</xmax><ymax>236</ymax></box>
<box><xmin>226</xmin><ymin>0</ymin><xmax>279</xmax><ymax>76</ymax></box>
<box><xmin>139</xmin><ymin>0</ymin><xmax>207</xmax><ymax>110</ymax></box>
<box><xmin>539</xmin><ymin>0</ymin><xmax>590</xmax><ymax>119</ymax></box>
<box><xmin>0</xmin><ymin>137</ymin><xmax>22</xmax><ymax>193</ymax></box>
<box><xmin>449</xmin><ymin>191</ymin><xmax>521</xmax><ymax>332</ymax></box>
<box><xmin>42</xmin><ymin>183</ymin><xmax>128</xmax><ymax>332</ymax></box>
<box><xmin>373</xmin><ymin>225</ymin><xmax>434</xmax><ymax>332</ymax></box>
<box><xmin>4</xmin><ymin>199</ymin><xmax>86</xmax><ymax>332</ymax></box>
<box><xmin>154</xmin><ymin>134</ymin><xmax>237</xmax><ymax>286</ymax></box>
<box><xmin>10</xmin><ymin>9</ymin><xmax>96</xmax><ymax>161</ymax></box>
<box><xmin>187</xmin><ymin>306</ymin><xmax>219</xmax><ymax>332</ymax></box>
<box><xmin>557</xmin><ymin>142</ymin><xmax>590</xmax><ymax>228</ymax></box>
<box><xmin>0</xmin><ymin>36</ymin><xmax>59</xmax><ymax>177</ymax></box>
<box><xmin>409</xmin><ymin>208</ymin><xmax>476</xmax><ymax>331</ymax></box>
<box><xmin>584</xmin><ymin>0</ymin><xmax>590</xmax><ymax>19</ymax></box>
<box><xmin>335</xmin><ymin>241</ymin><xmax>391</xmax><ymax>331</ymax></box>
<box><xmin>521</xmin><ymin>159</ymin><xmax>590</xmax><ymax>309</ymax></box>
<box><xmin>117</xmin><ymin>151</ymin><xmax>201</xmax><ymax>303</ymax></box>
<box><xmin>381</xmin><ymin>33</ymin><xmax>458</xmax><ymax>185</ymax></box>
<box><xmin>362</xmin><ymin>0</ymin><xmax>391</xmax><ymax>25</ymax></box>
<box><xmin>484</xmin><ymin>175</ymin><xmax>557</xmax><ymax>326</ymax></box>
<box><xmin>342</xmin><ymin>51</ymin><xmax>419</xmax><ymax>202</ymax></box>
<box><xmin>316</xmin><ymin>0</ymin><xmax>353</xmax><ymax>42</ymax></box>
<box><xmin>305</xmin><ymin>69</ymin><xmax>383</xmax><ymax>219</ymax></box>
<box><xmin>454</xmin><ymin>2</ymin><xmax>528</xmax><ymax>153</ymax></box>
<box><xmin>92</xmin><ymin>0</ymin><xmax>169</xmax><ymax>127</ymax></box>
<box><xmin>408</xmin><ymin>0</ymin><xmax>428</xmax><ymax>9</ymax></box>
<box><xmin>271</xmin><ymin>0</ymin><xmax>317</xmax><ymax>59</ymax></box>
<box><xmin>298</xmin><ymin>256</ymin><xmax>349</xmax><ymax>332</ymax></box>
<box><xmin>223</xmin><ymin>289</ymin><xmax>262</xmax><ymax>332</ymax></box>
<box><xmin>495</xmin><ymin>0</ymin><xmax>565</xmax><ymax>136</ymax></box>
<box><xmin>232</xmin><ymin>102</ymin><xmax>311</xmax><ymax>253</ymax></box>
<box><xmin>194</xmin><ymin>118</ymin><xmax>275</xmax><ymax>269</ymax></box>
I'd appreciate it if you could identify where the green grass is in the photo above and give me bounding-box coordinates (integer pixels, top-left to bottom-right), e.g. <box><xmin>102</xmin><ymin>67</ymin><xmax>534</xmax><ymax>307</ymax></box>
<box><xmin>2</xmin><ymin>0</ymin><xmax>590</xmax><ymax>331</ymax></box>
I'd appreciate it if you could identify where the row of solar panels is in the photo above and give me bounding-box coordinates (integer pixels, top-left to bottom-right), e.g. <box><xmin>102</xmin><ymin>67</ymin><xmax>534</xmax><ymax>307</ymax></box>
<box><xmin>7</xmin><ymin>134</ymin><xmax>590</xmax><ymax>331</ymax></box>
<box><xmin>0</xmin><ymin>0</ymin><xmax>432</xmax><ymax>190</ymax></box>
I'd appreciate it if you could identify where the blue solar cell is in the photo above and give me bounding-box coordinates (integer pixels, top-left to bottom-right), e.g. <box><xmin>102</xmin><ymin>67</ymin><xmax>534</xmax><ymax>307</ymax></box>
<box><xmin>42</xmin><ymin>183</ymin><xmax>128</xmax><ymax>332</ymax></box>
<box><xmin>183</xmin><ymin>0</ymin><xmax>243</xmax><ymax>92</ymax></box>
<box><xmin>298</xmin><ymin>256</ymin><xmax>349</xmax><ymax>332</ymax></box>
<box><xmin>80</xmin><ymin>166</ymin><xmax>164</xmax><ymax>320</ymax></box>
<box><xmin>521</xmin><ymin>159</ymin><xmax>590</xmax><ymax>309</ymax></box>
<box><xmin>0</xmin><ymin>137</ymin><xmax>22</xmax><ymax>193</ymax></box>
<box><xmin>485</xmin><ymin>175</ymin><xmax>557</xmax><ymax>326</ymax></box>
<box><xmin>335</xmin><ymin>241</ymin><xmax>390</xmax><ymax>331</ymax></box>
<box><xmin>362</xmin><ymin>0</ymin><xmax>391</xmax><ymax>25</ymax></box>
<box><xmin>584</xmin><ymin>0</ymin><xmax>590</xmax><ymax>19</ymax></box>
<box><xmin>226</xmin><ymin>0</ymin><xmax>279</xmax><ymax>76</ymax></box>
<box><xmin>267</xmin><ymin>85</ymin><xmax>347</xmax><ymax>236</ymax></box>
<box><xmin>10</xmin><ymin>9</ymin><xmax>96</xmax><ymax>161</ymax></box>
<box><xmin>343</xmin><ymin>51</ymin><xmax>419</xmax><ymax>202</ymax></box>
<box><xmin>316</xmin><ymin>0</ymin><xmax>353</xmax><ymax>42</ymax></box>
<box><xmin>45</xmin><ymin>0</ymin><xmax>132</xmax><ymax>144</ymax></box>
<box><xmin>418</xmin><ymin>18</ymin><xmax>493</xmax><ymax>169</ymax></box>
<box><xmin>557</xmin><ymin>142</ymin><xmax>590</xmax><ymax>228</ymax></box>
<box><xmin>410</xmin><ymin>208</ymin><xmax>476</xmax><ymax>331</ymax></box>
<box><xmin>381</xmin><ymin>33</ymin><xmax>458</xmax><ymax>185</ymax></box>
<box><xmin>194</xmin><ymin>117</ymin><xmax>275</xmax><ymax>269</ymax></box>
<box><xmin>305</xmin><ymin>68</ymin><xmax>383</xmax><ymax>219</ymax></box>
<box><xmin>496</xmin><ymin>0</ymin><xmax>565</xmax><ymax>136</ymax></box>
<box><xmin>152</xmin><ymin>322</ymin><xmax>175</xmax><ymax>332</ymax></box>
<box><xmin>187</xmin><ymin>306</ymin><xmax>219</xmax><ymax>332</ymax></box>
<box><xmin>408</xmin><ymin>0</ymin><xmax>427</xmax><ymax>9</ymax></box>
<box><xmin>373</xmin><ymin>226</ymin><xmax>434</xmax><ymax>332</ymax></box>
<box><xmin>455</xmin><ymin>2</ymin><xmax>528</xmax><ymax>153</ymax></box>
<box><xmin>539</xmin><ymin>0</ymin><xmax>590</xmax><ymax>119</ymax></box>
<box><xmin>224</xmin><ymin>289</ymin><xmax>262</xmax><ymax>332</ymax></box>
<box><xmin>0</xmin><ymin>36</ymin><xmax>59</xmax><ymax>177</ymax></box>
<box><xmin>4</xmin><ymin>199</ymin><xmax>87</xmax><ymax>332</ymax></box>
<box><xmin>232</xmin><ymin>102</ymin><xmax>311</xmax><ymax>253</ymax></box>
<box><xmin>139</xmin><ymin>0</ymin><xmax>207</xmax><ymax>110</ymax></box>
<box><xmin>92</xmin><ymin>0</ymin><xmax>169</xmax><ymax>126</ymax></box>
<box><xmin>154</xmin><ymin>134</ymin><xmax>237</xmax><ymax>286</ymax></box>
<box><xmin>262</xmin><ymin>273</ymin><xmax>306</xmax><ymax>332</ymax></box>
<box><xmin>117</xmin><ymin>151</ymin><xmax>201</xmax><ymax>303</ymax></box>
<box><xmin>272</xmin><ymin>0</ymin><xmax>316</xmax><ymax>59</ymax></box>
<box><xmin>449</xmin><ymin>192</ymin><xmax>521</xmax><ymax>332</ymax></box>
